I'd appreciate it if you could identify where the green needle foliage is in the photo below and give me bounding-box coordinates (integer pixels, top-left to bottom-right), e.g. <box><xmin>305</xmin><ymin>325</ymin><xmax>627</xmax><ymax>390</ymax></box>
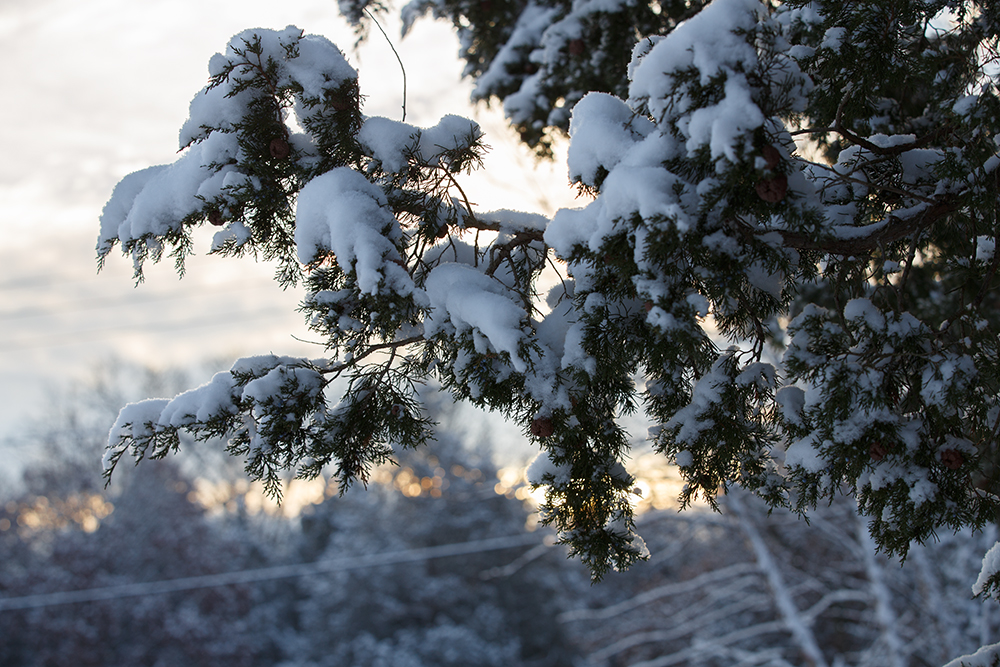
<box><xmin>98</xmin><ymin>1</ymin><xmax>1000</xmax><ymax>594</ymax></box>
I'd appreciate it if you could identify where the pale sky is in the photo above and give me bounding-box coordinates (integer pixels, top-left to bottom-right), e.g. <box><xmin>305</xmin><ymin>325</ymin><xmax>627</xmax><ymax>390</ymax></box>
<box><xmin>0</xmin><ymin>0</ymin><xmax>577</xmax><ymax>471</ymax></box>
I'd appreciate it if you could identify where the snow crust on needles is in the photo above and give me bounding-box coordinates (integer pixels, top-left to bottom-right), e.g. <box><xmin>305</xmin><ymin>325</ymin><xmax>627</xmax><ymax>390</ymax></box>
<box><xmin>181</xmin><ymin>27</ymin><xmax>358</xmax><ymax>148</ymax></box>
<box><xmin>549</xmin><ymin>0</ymin><xmax>771</xmax><ymax>262</ymax></box>
<box><xmin>628</xmin><ymin>0</ymin><xmax>764</xmax><ymax>161</ymax></box>
<box><xmin>359</xmin><ymin>115</ymin><xmax>483</xmax><ymax>175</ymax></box>
<box><xmin>296</xmin><ymin>168</ymin><xmax>414</xmax><ymax>297</ymax></box>
<box><xmin>424</xmin><ymin>264</ymin><xmax>529</xmax><ymax>372</ymax></box>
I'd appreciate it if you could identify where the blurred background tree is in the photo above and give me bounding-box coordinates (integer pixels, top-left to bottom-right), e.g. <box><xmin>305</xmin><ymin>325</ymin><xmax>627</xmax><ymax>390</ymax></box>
<box><xmin>2</xmin><ymin>362</ymin><xmax>997</xmax><ymax>666</ymax></box>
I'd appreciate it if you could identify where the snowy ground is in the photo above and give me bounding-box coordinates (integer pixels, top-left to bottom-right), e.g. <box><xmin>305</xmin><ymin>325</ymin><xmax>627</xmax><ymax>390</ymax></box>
<box><xmin>0</xmin><ymin>0</ymin><xmax>577</xmax><ymax>473</ymax></box>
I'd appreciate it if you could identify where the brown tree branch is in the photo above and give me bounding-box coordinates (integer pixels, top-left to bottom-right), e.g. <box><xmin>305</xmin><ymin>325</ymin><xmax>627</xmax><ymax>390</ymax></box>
<box><xmin>774</xmin><ymin>197</ymin><xmax>958</xmax><ymax>256</ymax></box>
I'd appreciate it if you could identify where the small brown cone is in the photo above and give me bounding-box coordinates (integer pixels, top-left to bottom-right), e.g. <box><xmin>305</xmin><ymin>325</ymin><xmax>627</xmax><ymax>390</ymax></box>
<box><xmin>761</xmin><ymin>144</ymin><xmax>781</xmax><ymax>169</ymax></box>
<box><xmin>530</xmin><ymin>417</ymin><xmax>554</xmax><ymax>438</ymax></box>
<box><xmin>941</xmin><ymin>449</ymin><xmax>964</xmax><ymax>470</ymax></box>
<box><xmin>269</xmin><ymin>138</ymin><xmax>291</xmax><ymax>160</ymax></box>
<box><xmin>755</xmin><ymin>174</ymin><xmax>788</xmax><ymax>203</ymax></box>
<box><xmin>869</xmin><ymin>441</ymin><xmax>888</xmax><ymax>461</ymax></box>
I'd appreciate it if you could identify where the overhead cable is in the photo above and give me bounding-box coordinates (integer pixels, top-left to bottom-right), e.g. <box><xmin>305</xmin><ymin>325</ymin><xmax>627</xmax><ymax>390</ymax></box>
<box><xmin>0</xmin><ymin>533</ymin><xmax>546</xmax><ymax>612</ymax></box>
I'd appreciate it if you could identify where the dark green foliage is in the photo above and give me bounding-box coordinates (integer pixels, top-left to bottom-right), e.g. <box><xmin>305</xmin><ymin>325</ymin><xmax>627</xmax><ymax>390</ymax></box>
<box><xmin>97</xmin><ymin>0</ymin><xmax>1000</xmax><ymax>591</ymax></box>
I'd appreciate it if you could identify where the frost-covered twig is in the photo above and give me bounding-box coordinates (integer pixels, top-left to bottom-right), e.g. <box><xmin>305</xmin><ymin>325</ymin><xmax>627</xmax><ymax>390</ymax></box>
<box><xmin>855</xmin><ymin>517</ymin><xmax>907</xmax><ymax>667</ymax></box>
<box><xmin>728</xmin><ymin>492</ymin><xmax>829</xmax><ymax>667</ymax></box>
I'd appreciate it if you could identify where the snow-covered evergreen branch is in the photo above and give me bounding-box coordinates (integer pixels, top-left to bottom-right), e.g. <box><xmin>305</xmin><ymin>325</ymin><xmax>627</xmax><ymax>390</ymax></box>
<box><xmin>97</xmin><ymin>0</ymin><xmax>1000</xmax><ymax>596</ymax></box>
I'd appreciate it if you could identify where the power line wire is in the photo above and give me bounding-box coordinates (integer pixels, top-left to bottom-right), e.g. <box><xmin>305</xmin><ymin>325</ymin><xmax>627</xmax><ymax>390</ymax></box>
<box><xmin>0</xmin><ymin>533</ymin><xmax>547</xmax><ymax>612</ymax></box>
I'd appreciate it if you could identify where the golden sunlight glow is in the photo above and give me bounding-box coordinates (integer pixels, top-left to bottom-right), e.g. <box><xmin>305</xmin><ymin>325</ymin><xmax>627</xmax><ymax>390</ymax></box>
<box><xmin>187</xmin><ymin>477</ymin><xmax>330</xmax><ymax>517</ymax></box>
<box><xmin>492</xmin><ymin>455</ymin><xmax>695</xmax><ymax>521</ymax></box>
<box><xmin>140</xmin><ymin>446</ymin><xmax>694</xmax><ymax>527</ymax></box>
<box><xmin>629</xmin><ymin>452</ymin><xmax>694</xmax><ymax>512</ymax></box>
<box><xmin>9</xmin><ymin>493</ymin><xmax>114</xmax><ymax>536</ymax></box>
<box><xmin>391</xmin><ymin>464</ymin><xmax>455</xmax><ymax>498</ymax></box>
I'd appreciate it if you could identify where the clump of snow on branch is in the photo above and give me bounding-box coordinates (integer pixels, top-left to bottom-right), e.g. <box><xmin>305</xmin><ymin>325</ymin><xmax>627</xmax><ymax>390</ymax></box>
<box><xmin>973</xmin><ymin>541</ymin><xmax>1000</xmax><ymax>600</ymax></box>
<box><xmin>98</xmin><ymin>134</ymin><xmax>239</xmax><ymax>256</ymax></box>
<box><xmin>628</xmin><ymin>0</ymin><xmax>764</xmax><ymax>160</ymax></box>
<box><xmin>359</xmin><ymin>115</ymin><xmax>483</xmax><ymax>174</ymax></box>
<box><xmin>97</xmin><ymin>26</ymin><xmax>361</xmax><ymax>276</ymax></box>
<box><xmin>943</xmin><ymin>643</ymin><xmax>1000</xmax><ymax>667</ymax></box>
<box><xmin>295</xmin><ymin>168</ymin><xmax>414</xmax><ymax>296</ymax></box>
<box><xmin>567</xmin><ymin>92</ymin><xmax>654</xmax><ymax>187</ymax></box>
<box><xmin>425</xmin><ymin>264</ymin><xmax>530</xmax><ymax>372</ymax></box>
<box><xmin>182</xmin><ymin>26</ymin><xmax>357</xmax><ymax>147</ymax></box>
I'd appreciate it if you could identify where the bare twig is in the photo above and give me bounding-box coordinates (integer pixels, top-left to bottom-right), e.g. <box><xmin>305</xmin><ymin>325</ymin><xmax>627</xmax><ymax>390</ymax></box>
<box><xmin>322</xmin><ymin>335</ymin><xmax>424</xmax><ymax>377</ymax></box>
<box><xmin>365</xmin><ymin>9</ymin><xmax>407</xmax><ymax>122</ymax></box>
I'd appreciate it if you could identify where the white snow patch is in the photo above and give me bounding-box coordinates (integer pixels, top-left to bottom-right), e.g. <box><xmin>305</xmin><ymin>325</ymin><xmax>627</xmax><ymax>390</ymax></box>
<box><xmin>295</xmin><ymin>168</ymin><xmax>414</xmax><ymax>297</ymax></box>
<box><xmin>424</xmin><ymin>263</ymin><xmax>528</xmax><ymax>372</ymax></box>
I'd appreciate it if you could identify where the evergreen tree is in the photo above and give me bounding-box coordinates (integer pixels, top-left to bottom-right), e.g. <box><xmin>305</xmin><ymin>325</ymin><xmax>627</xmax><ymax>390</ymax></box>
<box><xmin>97</xmin><ymin>0</ymin><xmax>1000</xmax><ymax>618</ymax></box>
